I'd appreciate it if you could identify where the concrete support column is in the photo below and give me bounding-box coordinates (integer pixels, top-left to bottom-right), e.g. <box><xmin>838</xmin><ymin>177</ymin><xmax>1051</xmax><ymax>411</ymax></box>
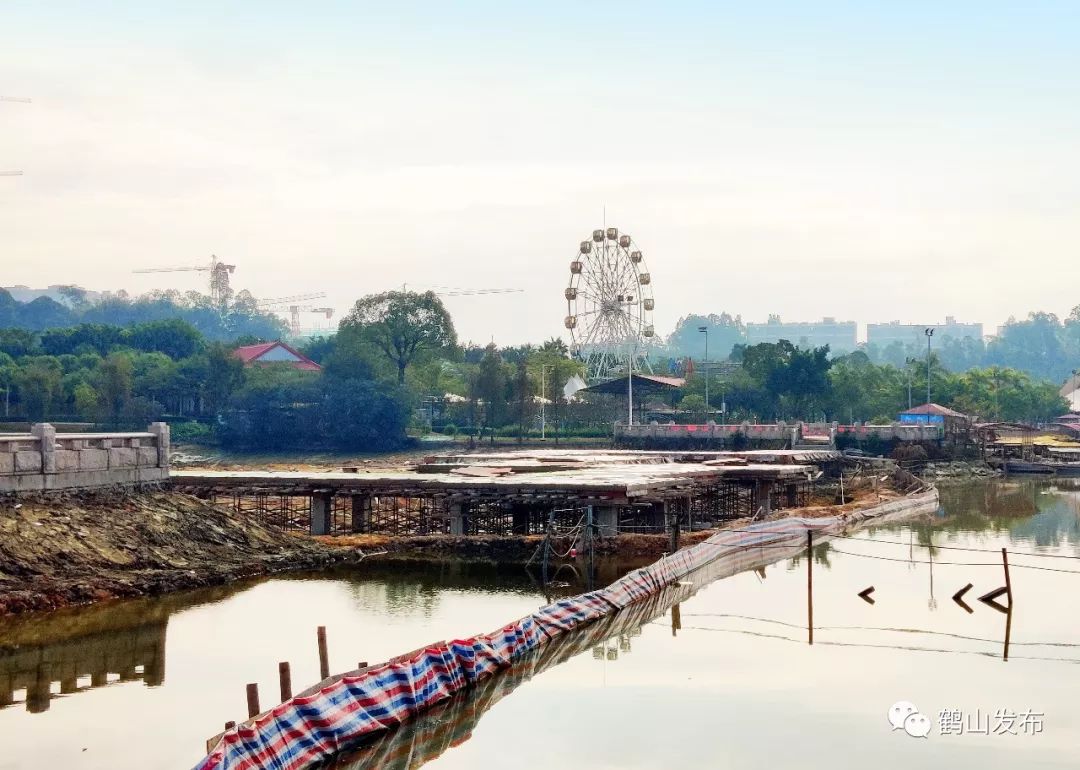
<box><xmin>31</xmin><ymin>423</ymin><xmax>56</xmax><ymax>474</ymax></box>
<box><xmin>595</xmin><ymin>505</ymin><xmax>619</xmax><ymax>537</ymax></box>
<box><xmin>753</xmin><ymin>479</ymin><xmax>774</xmax><ymax>517</ymax></box>
<box><xmin>349</xmin><ymin>494</ymin><xmax>370</xmax><ymax>533</ymax></box>
<box><xmin>149</xmin><ymin>422</ymin><xmax>170</xmax><ymax>468</ymax></box>
<box><xmin>448</xmin><ymin>503</ymin><xmax>465</xmax><ymax>535</ymax></box>
<box><xmin>511</xmin><ymin>504</ymin><xmax>531</xmax><ymax>535</ymax></box>
<box><xmin>26</xmin><ymin>664</ymin><xmax>51</xmax><ymax>713</ymax></box>
<box><xmin>310</xmin><ymin>492</ymin><xmax>333</xmax><ymax>535</ymax></box>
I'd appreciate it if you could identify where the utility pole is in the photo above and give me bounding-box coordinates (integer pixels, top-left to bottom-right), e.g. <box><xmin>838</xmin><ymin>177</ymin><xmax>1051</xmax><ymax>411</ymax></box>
<box><xmin>539</xmin><ymin>364</ymin><xmax>553</xmax><ymax>440</ymax></box>
<box><xmin>905</xmin><ymin>357</ymin><xmax>913</xmax><ymax>410</ymax></box>
<box><xmin>924</xmin><ymin>328</ymin><xmax>935</xmax><ymax>422</ymax></box>
<box><xmin>698</xmin><ymin>325</ymin><xmax>709</xmax><ymax>420</ymax></box>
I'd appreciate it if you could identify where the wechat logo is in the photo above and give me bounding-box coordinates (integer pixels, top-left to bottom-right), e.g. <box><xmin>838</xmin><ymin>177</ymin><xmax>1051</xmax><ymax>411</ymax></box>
<box><xmin>889</xmin><ymin>701</ymin><xmax>931</xmax><ymax>738</ymax></box>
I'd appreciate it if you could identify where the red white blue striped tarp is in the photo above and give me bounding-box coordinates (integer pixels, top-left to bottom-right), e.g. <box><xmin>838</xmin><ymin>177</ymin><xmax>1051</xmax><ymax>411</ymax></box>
<box><xmin>194</xmin><ymin>516</ymin><xmax>844</xmax><ymax>770</ymax></box>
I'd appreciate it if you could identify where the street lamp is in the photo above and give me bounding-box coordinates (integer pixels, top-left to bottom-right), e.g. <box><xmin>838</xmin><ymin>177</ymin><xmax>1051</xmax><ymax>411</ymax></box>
<box><xmin>698</xmin><ymin>326</ymin><xmax>709</xmax><ymax>421</ymax></box>
<box><xmin>924</xmin><ymin>328</ymin><xmax>935</xmax><ymax>423</ymax></box>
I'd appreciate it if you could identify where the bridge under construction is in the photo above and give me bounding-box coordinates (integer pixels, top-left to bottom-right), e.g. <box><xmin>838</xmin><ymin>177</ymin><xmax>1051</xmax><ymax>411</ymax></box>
<box><xmin>170</xmin><ymin>449</ymin><xmax>838</xmax><ymax>537</ymax></box>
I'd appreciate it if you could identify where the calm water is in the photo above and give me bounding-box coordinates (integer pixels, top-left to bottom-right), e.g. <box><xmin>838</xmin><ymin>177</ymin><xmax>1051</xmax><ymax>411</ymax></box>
<box><xmin>3</xmin><ymin>480</ymin><xmax>1080</xmax><ymax>769</ymax></box>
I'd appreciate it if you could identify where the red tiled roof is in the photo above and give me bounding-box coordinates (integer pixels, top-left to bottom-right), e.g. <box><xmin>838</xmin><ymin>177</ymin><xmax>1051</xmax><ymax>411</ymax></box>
<box><xmin>900</xmin><ymin>402</ymin><xmax>968</xmax><ymax>418</ymax></box>
<box><xmin>233</xmin><ymin>341</ymin><xmax>322</xmax><ymax>371</ymax></box>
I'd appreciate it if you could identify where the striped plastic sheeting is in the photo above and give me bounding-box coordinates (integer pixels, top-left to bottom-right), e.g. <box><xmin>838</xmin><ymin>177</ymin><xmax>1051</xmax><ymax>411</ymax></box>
<box><xmin>195</xmin><ymin>516</ymin><xmax>838</xmax><ymax>770</ymax></box>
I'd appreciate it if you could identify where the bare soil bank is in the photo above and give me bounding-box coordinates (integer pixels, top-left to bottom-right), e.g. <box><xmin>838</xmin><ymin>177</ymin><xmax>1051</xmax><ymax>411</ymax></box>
<box><xmin>0</xmin><ymin>488</ymin><xmax>358</xmax><ymax>617</ymax></box>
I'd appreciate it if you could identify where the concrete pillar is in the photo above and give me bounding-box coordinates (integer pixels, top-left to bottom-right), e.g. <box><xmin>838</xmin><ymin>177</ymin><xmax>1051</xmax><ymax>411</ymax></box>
<box><xmin>349</xmin><ymin>495</ymin><xmax>370</xmax><ymax>533</ymax></box>
<box><xmin>0</xmin><ymin>674</ymin><xmax>12</xmax><ymax>707</ymax></box>
<box><xmin>149</xmin><ymin>422</ymin><xmax>170</xmax><ymax>468</ymax></box>
<box><xmin>310</xmin><ymin>492</ymin><xmax>333</xmax><ymax>535</ymax></box>
<box><xmin>31</xmin><ymin>423</ymin><xmax>56</xmax><ymax>474</ymax></box>
<box><xmin>511</xmin><ymin>504</ymin><xmax>530</xmax><ymax>535</ymax></box>
<box><xmin>595</xmin><ymin>505</ymin><xmax>619</xmax><ymax>537</ymax></box>
<box><xmin>753</xmin><ymin>479</ymin><xmax>774</xmax><ymax>517</ymax></box>
<box><xmin>26</xmin><ymin>664</ymin><xmax>51</xmax><ymax>713</ymax></box>
<box><xmin>448</xmin><ymin>503</ymin><xmax>465</xmax><ymax>535</ymax></box>
<box><xmin>785</xmin><ymin>483</ymin><xmax>799</xmax><ymax>508</ymax></box>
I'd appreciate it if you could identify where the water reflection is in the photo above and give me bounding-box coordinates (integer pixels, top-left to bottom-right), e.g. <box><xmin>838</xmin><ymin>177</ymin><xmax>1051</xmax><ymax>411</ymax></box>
<box><xmin>0</xmin><ymin>583</ymin><xmax>250</xmax><ymax>714</ymax></box>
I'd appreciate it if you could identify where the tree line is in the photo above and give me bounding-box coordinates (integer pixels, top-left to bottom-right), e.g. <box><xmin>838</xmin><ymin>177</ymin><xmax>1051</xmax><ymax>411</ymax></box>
<box><xmin>664</xmin><ymin>308</ymin><xmax>1080</xmax><ymax>384</ymax></box>
<box><xmin>0</xmin><ymin>287</ymin><xmax>1069</xmax><ymax>450</ymax></box>
<box><xmin>675</xmin><ymin>342</ymin><xmax>1066</xmax><ymax>424</ymax></box>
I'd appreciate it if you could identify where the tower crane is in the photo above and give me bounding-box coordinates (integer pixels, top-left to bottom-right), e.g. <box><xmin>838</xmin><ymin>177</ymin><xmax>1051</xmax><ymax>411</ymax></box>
<box><xmin>133</xmin><ymin>254</ymin><xmax>236</xmax><ymax>305</ymax></box>
<box><xmin>255</xmin><ymin>293</ymin><xmax>331</xmax><ymax>336</ymax></box>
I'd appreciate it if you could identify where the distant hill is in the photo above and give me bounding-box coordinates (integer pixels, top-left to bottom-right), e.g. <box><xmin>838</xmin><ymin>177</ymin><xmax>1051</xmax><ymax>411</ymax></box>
<box><xmin>0</xmin><ymin>287</ymin><xmax>287</xmax><ymax>341</ymax></box>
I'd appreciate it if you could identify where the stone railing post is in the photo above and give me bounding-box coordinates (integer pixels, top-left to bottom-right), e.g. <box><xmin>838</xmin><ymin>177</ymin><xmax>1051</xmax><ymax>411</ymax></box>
<box><xmin>149</xmin><ymin>422</ymin><xmax>171</xmax><ymax>469</ymax></box>
<box><xmin>31</xmin><ymin>423</ymin><xmax>56</xmax><ymax>474</ymax></box>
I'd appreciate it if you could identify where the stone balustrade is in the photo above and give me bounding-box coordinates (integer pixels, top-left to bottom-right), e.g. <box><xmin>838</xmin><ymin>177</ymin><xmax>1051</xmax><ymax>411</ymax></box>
<box><xmin>0</xmin><ymin>422</ymin><xmax>170</xmax><ymax>493</ymax></box>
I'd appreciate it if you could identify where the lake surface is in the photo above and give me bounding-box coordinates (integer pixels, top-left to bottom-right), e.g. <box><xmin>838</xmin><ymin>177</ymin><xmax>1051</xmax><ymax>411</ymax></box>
<box><xmin>2</xmin><ymin>480</ymin><xmax>1079</xmax><ymax>769</ymax></box>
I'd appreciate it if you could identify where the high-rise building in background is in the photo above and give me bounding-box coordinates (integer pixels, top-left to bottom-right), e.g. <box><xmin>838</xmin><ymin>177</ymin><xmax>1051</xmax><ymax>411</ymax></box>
<box><xmin>744</xmin><ymin>315</ymin><xmax>857</xmax><ymax>352</ymax></box>
<box><xmin>866</xmin><ymin>316</ymin><xmax>983</xmax><ymax>348</ymax></box>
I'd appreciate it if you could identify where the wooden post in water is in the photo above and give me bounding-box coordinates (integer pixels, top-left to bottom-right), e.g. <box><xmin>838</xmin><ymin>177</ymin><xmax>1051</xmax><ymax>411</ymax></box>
<box><xmin>278</xmin><ymin>662</ymin><xmax>292</xmax><ymax>701</ymax></box>
<box><xmin>246</xmin><ymin>683</ymin><xmax>260</xmax><ymax>719</ymax></box>
<box><xmin>317</xmin><ymin>626</ymin><xmax>330</xmax><ymax>680</ymax></box>
<box><xmin>807</xmin><ymin>530</ymin><xmax>814</xmax><ymax>646</ymax></box>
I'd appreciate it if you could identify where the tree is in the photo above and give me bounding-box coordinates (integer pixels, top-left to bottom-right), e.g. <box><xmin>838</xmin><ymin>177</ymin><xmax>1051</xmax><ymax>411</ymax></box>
<box><xmin>471</xmin><ymin>344</ymin><xmax>508</xmax><ymax>428</ymax></box>
<box><xmin>14</xmin><ymin>357</ymin><xmax>62</xmax><ymax>419</ymax></box>
<box><xmin>95</xmin><ymin>352</ymin><xmax>133</xmax><ymax>425</ymax></box>
<box><xmin>203</xmin><ymin>343</ymin><xmax>245</xmax><ymax>414</ymax></box>
<box><xmin>338</xmin><ymin>291</ymin><xmax>457</xmax><ymax>385</ymax></box>
<box><xmin>125</xmin><ymin>318</ymin><xmax>204</xmax><ymax>359</ymax></box>
<box><xmin>667</xmin><ymin>313</ymin><xmax>746</xmax><ymax>360</ymax></box>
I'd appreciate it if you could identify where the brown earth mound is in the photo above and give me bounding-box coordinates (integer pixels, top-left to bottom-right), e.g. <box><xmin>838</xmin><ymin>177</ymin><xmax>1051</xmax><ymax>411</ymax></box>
<box><xmin>0</xmin><ymin>488</ymin><xmax>351</xmax><ymax>616</ymax></box>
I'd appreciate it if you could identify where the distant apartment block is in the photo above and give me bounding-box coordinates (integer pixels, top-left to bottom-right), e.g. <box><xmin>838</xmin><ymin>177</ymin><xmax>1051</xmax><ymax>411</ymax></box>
<box><xmin>866</xmin><ymin>316</ymin><xmax>983</xmax><ymax>349</ymax></box>
<box><xmin>744</xmin><ymin>315</ymin><xmax>857</xmax><ymax>352</ymax></box>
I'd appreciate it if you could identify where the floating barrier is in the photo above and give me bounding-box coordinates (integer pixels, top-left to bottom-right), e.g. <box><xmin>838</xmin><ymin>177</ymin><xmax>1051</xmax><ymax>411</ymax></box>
<box><xmin>194</xmin><ymin>490</ymin><xmax>939</xmax><ymax>770</ymax></box>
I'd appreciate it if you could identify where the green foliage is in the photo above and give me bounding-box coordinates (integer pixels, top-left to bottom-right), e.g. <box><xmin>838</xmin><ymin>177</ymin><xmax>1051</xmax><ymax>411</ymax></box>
<box><xmin>170</xmin><ymin>420</ymin><xmax>216</xmax><ymax>444</ymax></box>
<box><xmin>218</xmin><ymin>373</ymin><xmax>409</xmax><ymax>451</ymax></box>
<box><xmin>338</xmin><ymin>291</ymin><xmax>457</xmax><ymax>384</ymax></box>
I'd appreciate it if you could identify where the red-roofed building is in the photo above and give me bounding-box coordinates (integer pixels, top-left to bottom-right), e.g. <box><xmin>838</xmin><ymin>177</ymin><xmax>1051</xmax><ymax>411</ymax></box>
<box><xmin>233</xmin><ymin>341</ymin><xmax>322</xmax><ymax>372</ymax></box>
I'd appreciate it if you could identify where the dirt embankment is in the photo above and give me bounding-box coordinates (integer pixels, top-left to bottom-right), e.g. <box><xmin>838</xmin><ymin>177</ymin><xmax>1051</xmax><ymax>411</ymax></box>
<box><xmin>0</xmin><ymin>488</ymin><xmax>352</xmax><ymax>617</ymax></box>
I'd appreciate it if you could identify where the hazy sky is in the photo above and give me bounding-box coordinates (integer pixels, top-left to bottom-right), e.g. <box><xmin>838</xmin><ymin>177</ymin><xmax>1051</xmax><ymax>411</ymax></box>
<box><xmin>3</xmin><ymin>2</ymin><xmax>1079</xmax><ymax>344</ymax></box>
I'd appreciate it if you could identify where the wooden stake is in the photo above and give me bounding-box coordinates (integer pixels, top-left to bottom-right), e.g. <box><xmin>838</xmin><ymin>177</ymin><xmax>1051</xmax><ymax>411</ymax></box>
<box><xmin>807</xmin><ymin>530</ymin><xmax>814</xmax><ymax>645</ymax></box>
<box><xmin>278</xmin><ymin>661</ymin><xmax>292</xmax><ymax>701</ymax></box>
<box><xmin>357</xmin><ymin>661</ymin><xmax>368</xmax><ymax>669</ymax></box>
<box><xmin>245</xmin><ymin>683</ymin><xmax>260</xmax><ymax>719</ymax></box>
<box><xmin>1001</xmin><ymin>547</ymin><xmax>1012</xmax><ymax>603</ymax></box>
<box><xmin>225</xmin><ymin>721</ymin><xmax>236</xmax><ymax>730</ymax></box>
<box><xmin>317</xmin><ymin>626</ymin><xmax>330</xmax><ymax>680</ymax></box>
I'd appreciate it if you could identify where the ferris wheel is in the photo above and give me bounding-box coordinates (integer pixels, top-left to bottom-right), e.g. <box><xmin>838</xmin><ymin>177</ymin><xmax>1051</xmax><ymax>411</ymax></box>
<box><xmin>564</xmin><ymin>227</ymin><xmax>655</xmax><ymax>381</ymax></box>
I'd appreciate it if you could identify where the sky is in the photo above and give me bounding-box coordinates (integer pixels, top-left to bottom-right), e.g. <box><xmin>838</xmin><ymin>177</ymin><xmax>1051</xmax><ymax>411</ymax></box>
<box><xmin>3</xmin><ymin>1</ymin><xmax>1080</xmax><ymax>344</ymax></box>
